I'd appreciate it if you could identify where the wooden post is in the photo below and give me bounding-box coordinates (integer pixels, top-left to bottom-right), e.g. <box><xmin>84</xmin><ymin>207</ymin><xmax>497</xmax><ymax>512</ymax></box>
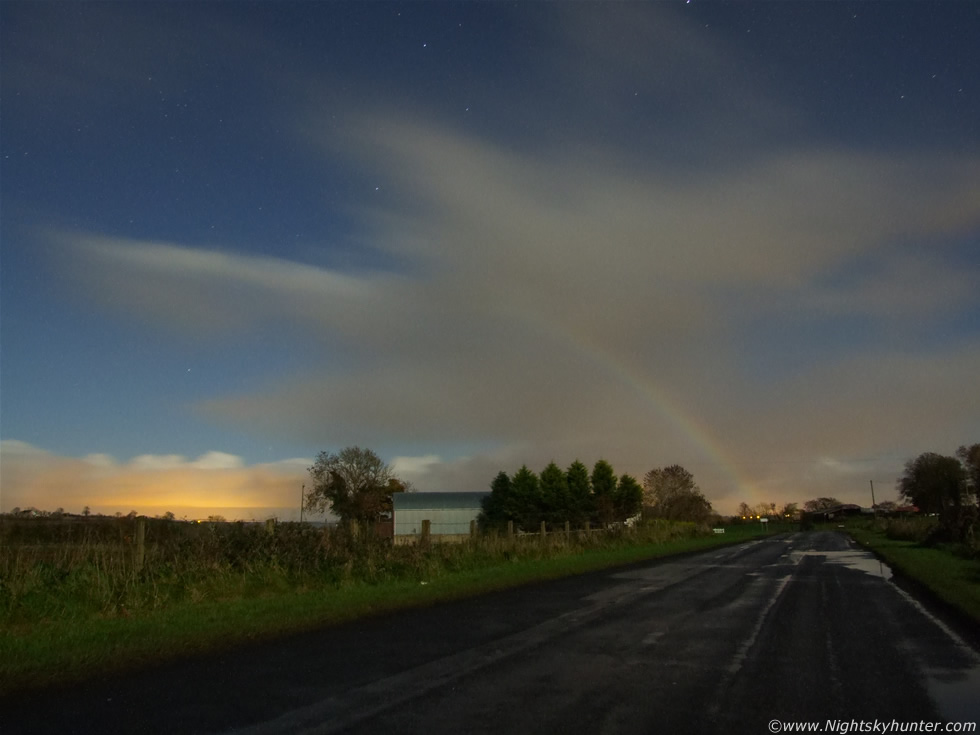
<box><xmin>540</xmin><ymin>520</ymin><xmax>547</xmax><ymax>542</ymax></box>
<box><xmin>564</xmin><ymin>520</ymin><xmax>570</xmax><ymax>541</ymax></box>
<box><xmin>349</xmin><ymin>520</ymin><xmax>359</xmax><ymax>540</ymax></box>
<box><xmin>506</xmin><ymin>520</ymin><xmax>514</xmax><ymax>540</ymax></box>
<box><xmin>265</xmin><ymin>518</ymin><xmax>276</xmax><ymax>535</ymax></box>
<box><xmin>470</xmin><ymin>519</ymin><xmax>477</xmax><ymax>539</ymax></box>
<box><xmin>421</xmin><ymin>519</ymin><xmax>431</xmax><ymax>547</ymax></box>
<box><xmin>135</xmin><ymin>516</ymin><xmax>146</xmax><ymax>572</ymax></box>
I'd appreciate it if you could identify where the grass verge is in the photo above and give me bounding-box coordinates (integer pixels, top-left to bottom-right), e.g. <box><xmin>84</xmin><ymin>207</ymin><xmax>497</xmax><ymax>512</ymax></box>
<box><xmin>0</xmin><ymin>524</ymin><xmax>778</xmax><ymax>694</ymax></box>
<box><xmin>846</xmin><ymin>524</ymin><xmax>980</xmax><ymax>624</ymax></box>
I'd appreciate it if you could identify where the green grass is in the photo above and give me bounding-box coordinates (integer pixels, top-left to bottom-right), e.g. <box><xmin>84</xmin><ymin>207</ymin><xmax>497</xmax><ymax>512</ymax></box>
<box><xmin>0</xmin><ymin>521</ymin><xmax>780</xmax><ymax>693</ymax></box>
<box><xmin>846</xmin><ymin>523</ymin><xmax>980</xmax><ymax>624</ymax></box>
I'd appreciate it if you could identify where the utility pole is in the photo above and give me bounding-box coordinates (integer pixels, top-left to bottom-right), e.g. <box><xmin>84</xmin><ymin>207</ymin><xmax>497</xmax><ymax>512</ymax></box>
<box><xmin>300</xmin><ymin>483</ymin><xmax>305</xmax><ymax>524</ymax></box>
<box><xmin>870</xmin><ymin>480</ymin><xmax>876</xmax><ymax>512</ymax></box>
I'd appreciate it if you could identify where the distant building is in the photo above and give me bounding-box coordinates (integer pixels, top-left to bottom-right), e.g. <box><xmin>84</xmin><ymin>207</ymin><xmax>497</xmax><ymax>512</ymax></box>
<box><xmin>392</xmin><ymin>492</ymin><xmax>489</xmax><ymax>544</ymax></box>
<box><xmin>802</xmin><ymin>503</ymin><xmax>865</xmax><ymax>523</ymax></box>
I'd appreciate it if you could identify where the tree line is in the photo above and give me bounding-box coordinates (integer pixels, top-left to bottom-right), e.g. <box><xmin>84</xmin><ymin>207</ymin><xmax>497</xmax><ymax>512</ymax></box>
<box><xmin>301</xmin><ymin>447</ymin><xmax>721</xmax><ymax>531</ymax></box>
<box><xmin>479</xmin><ymin>461</ymin><xmax>716</xmax><ymax>532</ymax></box>
<box><xmin>302</xmin><ymin>442</ymin><xmax>980</xmax><ymax>542</ymax></box>
<box><xmin>479</xmin><ymin>460</ymin><xmax>640</xmax><ymax>531</ymax></box>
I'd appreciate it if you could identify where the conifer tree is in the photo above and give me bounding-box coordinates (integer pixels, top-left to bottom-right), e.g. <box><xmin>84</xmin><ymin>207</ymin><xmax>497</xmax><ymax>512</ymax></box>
<box><xmin>540</xmin><ymin>461</ymin><xmax>570</xmax><ymax>526</ymax></box>
<box><xmin>511</xmin><ymin>465</ymin><xmax>542</xmax><ymax>531</ymax></box>
<box><xmin>566</xmin><ymin>460</ymin><xmax>593</xmax><ymax>526</ymax></box>
<box><xmin>591</xmin><ymin>459</ymin><xmax>618</xmax><ymax>526</ymax></box>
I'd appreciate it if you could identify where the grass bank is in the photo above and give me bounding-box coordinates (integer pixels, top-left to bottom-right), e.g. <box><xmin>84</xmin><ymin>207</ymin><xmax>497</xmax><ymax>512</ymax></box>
<box><xmin>0</xmin><ymin>520</ymin><xmax>780</xmax><ymax>693</ymax></box>
<box><xmin>845</xmin><ymin>520</ymin><xmax>980</xmax><ymax>624</ymax></box>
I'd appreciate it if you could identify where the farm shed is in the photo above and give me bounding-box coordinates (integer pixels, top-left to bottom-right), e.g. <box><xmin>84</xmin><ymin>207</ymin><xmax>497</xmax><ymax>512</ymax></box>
<box><xmin>392</xmin><ymin>492</ymin><xmax>489</xmax><ymax>544</ymax></box>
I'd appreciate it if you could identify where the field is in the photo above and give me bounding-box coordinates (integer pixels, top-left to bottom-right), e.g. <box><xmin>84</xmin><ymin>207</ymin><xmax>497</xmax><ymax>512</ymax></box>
<box><xmin>0</xmin><ymin>515</ymin><xmax>783</xmax><ymax>693</ymax></box>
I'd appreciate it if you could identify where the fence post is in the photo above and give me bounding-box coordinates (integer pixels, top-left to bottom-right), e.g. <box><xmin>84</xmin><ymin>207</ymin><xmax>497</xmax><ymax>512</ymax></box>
<box><xmin>506</xmin><ymin>520</ymin><xmax>514</xmax><ymax>540</ymax></box>
<box><xmin>421</xmin><ymin>519</ymin><xmax>431</xmax><ymax>547</ymax></box>
<box><xmin>135</xmin><ymin>516</ymin><xmax>146</xmax><ymax>572</ymax></box>
<box><xmin>265</xmin><ymin>518</ymin><xmax>276</xmax><ymax>535</ymax></box>
<box><xmin>540</xmin><ymin>520</ymin><xmax>547</xmax><ymax>543</ymax></box>
<box><xmin>470</xmin><ymin>519</ymin><xmax>477</xmax><ymax>539</ymax></box>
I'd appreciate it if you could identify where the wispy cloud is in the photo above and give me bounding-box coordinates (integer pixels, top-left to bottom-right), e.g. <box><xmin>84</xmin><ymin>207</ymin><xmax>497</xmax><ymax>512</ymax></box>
<box><xmin>48</xmin><ymin>231</ymin><xmax>390</xmax><ymax>338</ymax></box>
<box><xmin>196</xmin><ymin>119</ymin><xmax>980</xmax><ymax>459</ymax></box>
<box><xmin>26</xmin><ymin>3</ymin><xmax>980</xmax><ymax>511</ymax></box>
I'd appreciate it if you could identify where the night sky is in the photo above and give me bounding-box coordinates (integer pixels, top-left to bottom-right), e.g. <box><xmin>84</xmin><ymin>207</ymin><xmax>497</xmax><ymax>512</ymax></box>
<box><xmin>2</xmin><ymin>2</ymin><xmax>978</xmax><ymax>519</ymax></box>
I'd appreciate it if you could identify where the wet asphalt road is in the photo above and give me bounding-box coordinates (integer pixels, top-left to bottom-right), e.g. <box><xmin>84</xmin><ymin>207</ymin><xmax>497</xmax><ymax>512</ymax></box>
<box><xmin>3</xmin><ymin>531</ymin><xmax>978</xmax><ymax>735</ymax></box>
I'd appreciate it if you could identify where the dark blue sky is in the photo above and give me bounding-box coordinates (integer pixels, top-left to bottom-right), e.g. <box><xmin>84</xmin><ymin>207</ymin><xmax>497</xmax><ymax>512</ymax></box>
<box><xmin>2</xmin><ymin>2</ymin><xmax>978</xmax><ymax>517</ymax></box>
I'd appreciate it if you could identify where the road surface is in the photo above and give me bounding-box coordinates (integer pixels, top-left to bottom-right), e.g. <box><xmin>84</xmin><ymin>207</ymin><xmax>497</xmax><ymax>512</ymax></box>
<box><xmin>3</xmin><ymin>531</ymin><xmax>978</xmax><ymax>734</ymax></box>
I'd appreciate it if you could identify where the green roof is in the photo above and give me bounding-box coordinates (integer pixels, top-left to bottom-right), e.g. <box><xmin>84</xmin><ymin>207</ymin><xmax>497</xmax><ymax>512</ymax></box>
<box><xmin>393</xmin><ymin>492</ymin><xmax>489</xmax><ymax>511</ymax></box>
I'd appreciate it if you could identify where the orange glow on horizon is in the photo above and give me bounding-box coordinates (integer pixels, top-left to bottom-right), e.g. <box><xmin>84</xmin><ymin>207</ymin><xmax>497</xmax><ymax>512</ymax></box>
<box><xmin>0</xmin><ymin>444</ymin><xmax>308</xmax><ymax>520</ymax></box>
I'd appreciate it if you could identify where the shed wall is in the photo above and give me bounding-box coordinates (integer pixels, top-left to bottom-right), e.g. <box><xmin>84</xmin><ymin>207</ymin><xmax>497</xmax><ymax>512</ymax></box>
<box><xmin>392</xmin><ymin>492</ymin><xmax>488</xmax><ymax>537</ymax></box>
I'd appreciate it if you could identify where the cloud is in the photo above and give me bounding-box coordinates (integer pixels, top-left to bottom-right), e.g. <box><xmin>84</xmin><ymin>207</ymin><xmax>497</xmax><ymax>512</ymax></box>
<box><xmin>30</xmin><ymin>4</ymin><xmax>980</xmax><ymax>512</ymax></box>
<box><xmin>0</xmin><ymin>440</ymin><xmax>52</xmax><ymax>458</ymax></box>
<box><xmin>391</xmin><ymin>454</ymin><xmax>447</xmax><ymax>491</ymax></box>
<box><xmin>127</xmin><ymin>451</ymin><xmax>245</xmax><ymax>471</ymax></box>
<box><xmin>129</xmin><ymin>454</ymin><xmax>189</xmax><ymax>471</ymax></box>
<box><xmin>82</xmin><ymin>453</ymin><xmax>117</xmax><ymax>468</ymax></box>
<box><xmin>191</xmin><ymin>117</ymin><xmax>979</xmax><ymax>460</ymax></box>
<box><xmin>802</xmin><ymin>251</ymin><xmax>980</xmax><ymax>322</ymax></box>
<box><xmin>44</xmin><ymin>113</ymin><xmax>980</xmax><ymax>510</ymax></box>
<box><xmin>0</xmin><ymin>441</ymin><xmax>308</xmax><ymax>519</ymax></box>
<box><xmin>47</xmin><ymin>231</ymin><xmax>391</xmax><ymax>339</ymax></box>
<box><xmin>333</xmin><ymin>117</ymin><xmax>979</xmax><ymax>289</ymax></box>
<box><xmin>754</xmin><ymin>343</ymin><xmax>980</xmax><ymax>453</ymax></box>
<box><xmin>391</xmin><ymin>454</ymin><xmax>442</xmax><ymax>477</ymax></box>
<box><xmin>189</xmin><ymin>451</ymin><xmax>245</xmax><ymax>470</ymax></box>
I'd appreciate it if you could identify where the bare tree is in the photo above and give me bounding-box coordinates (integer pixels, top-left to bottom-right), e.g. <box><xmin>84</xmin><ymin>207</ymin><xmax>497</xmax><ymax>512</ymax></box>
<box><xmin>803</xmin><ymin>497</ymin><xmax>842</xmax><ymax>513</ymax></box>
<box><xmin>306</xmin><ymin>446</ymin><xmax>404</xmax><ymax>525</ymax></box>
<box><xmin>643</xmin><ymin>465</ymin><xmax>713</xmax><ymax>523</ymax></box>
<box><xmin>957</xmin><ymin>444</ymin><xmax>980</xmax><ymax>500</ymax></box>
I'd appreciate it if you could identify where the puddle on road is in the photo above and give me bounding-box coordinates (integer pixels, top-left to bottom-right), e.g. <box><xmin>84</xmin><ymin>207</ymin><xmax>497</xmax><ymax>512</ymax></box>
<box><xmin>798</xmin><ymin>548</ymin><xmax>980</xmax><ymax>722</ymax></box>
<box><xmin>790</xmin><ymin>550</ymin><xmax>893</xmax><ymax>580</ymax></box>
<box><xmin>926</xmin><ymin>664</ymin><xmax>980</xmax><ymax>721</ymax></box>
